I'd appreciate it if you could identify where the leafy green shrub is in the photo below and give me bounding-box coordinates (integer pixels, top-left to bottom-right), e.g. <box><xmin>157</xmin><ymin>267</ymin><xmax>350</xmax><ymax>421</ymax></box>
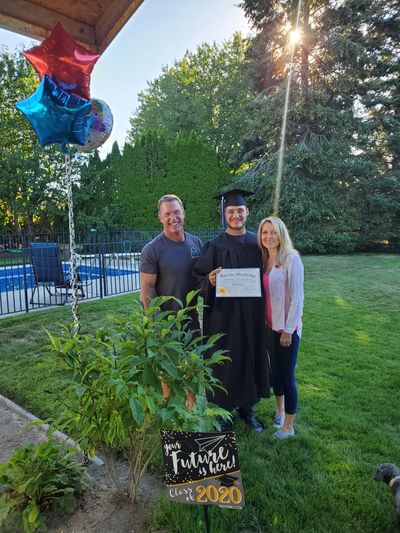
<box><xmin>48</xmin><ymin>292</ymin><xmax>230</xmax><ymax>502</ymax></box>
<box><xmin>116</xmin><ymin>131</ymin><xmax>229</xmax><ymax>229</ymax></box>
<box><xmin>0</xmin><ymin>437</ymin><xmax>89</xmax><ymax>533</ymax></box>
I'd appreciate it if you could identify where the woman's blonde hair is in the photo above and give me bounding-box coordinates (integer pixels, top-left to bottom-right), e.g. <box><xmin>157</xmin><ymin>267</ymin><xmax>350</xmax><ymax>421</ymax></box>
<box><xmin>257</xmin><ymin>216</ymin><xmax>298</xmax><ymax>269</ymax></box>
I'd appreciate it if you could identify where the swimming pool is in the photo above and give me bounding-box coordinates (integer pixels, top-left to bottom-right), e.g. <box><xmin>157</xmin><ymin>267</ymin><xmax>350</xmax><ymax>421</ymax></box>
<box><xmin>0</xmin><ymin>264</ymin><xmax>139</xmax><ymax>293</ymax></box>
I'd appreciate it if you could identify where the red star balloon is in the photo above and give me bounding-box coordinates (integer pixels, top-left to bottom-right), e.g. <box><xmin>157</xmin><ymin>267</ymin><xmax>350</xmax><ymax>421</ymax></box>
<box><xmin>23</xmin><ymin>23</ymin><xmax>100</xmax><ymax>100</ymax></box>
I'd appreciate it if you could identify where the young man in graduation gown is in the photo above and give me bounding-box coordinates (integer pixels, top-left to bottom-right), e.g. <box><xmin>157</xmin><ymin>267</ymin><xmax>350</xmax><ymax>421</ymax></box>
<box><xmin>193</xmin><ymin>189</ymin><xmax>270</xmax><ymax>432</ymax></box>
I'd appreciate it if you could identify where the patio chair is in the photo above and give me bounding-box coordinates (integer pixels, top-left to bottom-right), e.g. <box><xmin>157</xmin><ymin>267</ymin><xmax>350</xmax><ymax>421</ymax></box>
<box><xmin>29</xmin><ymin>242</ymin><xmax>85</xmax><ymax>305</ymax></box>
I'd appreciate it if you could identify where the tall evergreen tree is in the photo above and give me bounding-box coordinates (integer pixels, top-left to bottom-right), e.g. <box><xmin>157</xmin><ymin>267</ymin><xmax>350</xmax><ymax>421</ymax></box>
<box><xmin>73</xmin><ymin>142</ymin><xmax>126</xmax><ymax>229</ymax></box>
<box><xmin>74</xmin><ymin>151</ymin><xmax>106</xmax><ymax>228</ymax></box>
<box><xmin>236</xmin><ymin>0</ymin><xmax>400</xmax><ymax>251</ymax></box>
<box><xmin>118</xmin><ymin>132</ymin><xmax>229</xmax><ymax>228</ymax></box>
<box><xmin>350</xmin><ymin>0</ymin><xmax>400</xmax><ymax>248</ymax></box>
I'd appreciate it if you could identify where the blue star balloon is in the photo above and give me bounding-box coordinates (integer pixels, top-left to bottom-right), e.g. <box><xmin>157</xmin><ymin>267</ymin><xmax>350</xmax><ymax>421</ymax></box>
<box><xmin>15</xmin><ymin>75</ymin><xmax>91</xmax><ymax>149</ymax></box>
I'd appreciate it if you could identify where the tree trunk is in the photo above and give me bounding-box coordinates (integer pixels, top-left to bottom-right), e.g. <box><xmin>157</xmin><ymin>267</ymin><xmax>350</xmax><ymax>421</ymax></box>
<box><xmin>127</xmin><ymin>430</ymin><xmax>158</xmax><ymax>503</ymax></box>
<box><xmin>24</xmin><ymin>215</ymin><xmax>35</xmax><ymax>246</ymax></box>
<box><xmin>100</xmin><ymin>444</ymin><xmax>128</xmax><ymax>500</ymax></box>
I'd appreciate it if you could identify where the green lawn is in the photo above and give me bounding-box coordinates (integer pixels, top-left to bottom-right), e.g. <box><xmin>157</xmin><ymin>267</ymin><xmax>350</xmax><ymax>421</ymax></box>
<box><xmin>0</xmin><ymin>293</ymin><xmax>136</xmax><ymax>418</ymax></box>
<box><xmin>1</xmin><ymin>255</ymin><xmax>399</xmax><ymax>532</ymax></box>
<box><xmin>0</xmin><ymin>252</ymin><xmax>23</xmax><ymax>266</ymax></box>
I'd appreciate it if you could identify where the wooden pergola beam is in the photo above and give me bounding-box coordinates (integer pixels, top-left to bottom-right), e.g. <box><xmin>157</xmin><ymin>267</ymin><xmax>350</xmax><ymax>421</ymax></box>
<box><xmin>95</xmin><ymin>0</ymin><xmax>144</xmax><ymax>54</ymax></box>
<box><xmin>0</xmin><ymin>0</ymin><xmax>144</xmax><ymax>53</ymax></box>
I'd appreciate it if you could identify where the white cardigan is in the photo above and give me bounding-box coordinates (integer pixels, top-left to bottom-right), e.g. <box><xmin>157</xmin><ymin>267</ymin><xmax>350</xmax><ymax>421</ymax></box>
<box><xmin>268</xmin><ymin>251</ymin><xmax>304</xmax><ymax>337</ymax></box>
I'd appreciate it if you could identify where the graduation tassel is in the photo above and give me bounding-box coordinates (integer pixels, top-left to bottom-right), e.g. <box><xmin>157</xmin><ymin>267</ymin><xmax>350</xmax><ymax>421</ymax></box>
<box><xmin>220</xmin><ymin>195</ymin><xmax>226</xmax><ymax>230</ymax></box>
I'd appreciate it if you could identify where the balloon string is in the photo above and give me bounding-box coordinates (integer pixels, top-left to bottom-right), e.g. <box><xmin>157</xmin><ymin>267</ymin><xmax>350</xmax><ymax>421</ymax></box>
<box><xmin>65</xmin><ymin>152</ymin><xmax>81</xmax><ymax>335</ymax></box>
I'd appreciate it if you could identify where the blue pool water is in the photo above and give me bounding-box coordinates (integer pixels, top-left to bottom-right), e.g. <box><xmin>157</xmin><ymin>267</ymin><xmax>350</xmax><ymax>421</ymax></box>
<box><xmin>0</xmin><ymin>264</ymin><xmax>138</xmax><ymax>293</ymax></box>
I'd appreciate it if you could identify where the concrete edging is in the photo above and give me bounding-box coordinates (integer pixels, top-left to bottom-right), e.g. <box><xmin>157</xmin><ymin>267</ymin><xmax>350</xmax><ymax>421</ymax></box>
<box><xmin>0</xmin><ymin>393</ymin><xmax>104</xmax><ymax>466</ymax></box>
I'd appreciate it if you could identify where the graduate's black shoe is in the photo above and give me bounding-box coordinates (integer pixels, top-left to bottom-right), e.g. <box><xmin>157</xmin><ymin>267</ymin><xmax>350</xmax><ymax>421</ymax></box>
<box><xmin>216</xmin><ymin>417</ymin><xmax>233</xmax><ymax>432</ymax></box>
<box><xmin>237</xmin><ymin>407</ymin><xmax>264</xmax><ymax>433</ymax></box>
<box><xmin>242</xmin><ymin>415</ymin><xmax>264</xmax><ymax>433</ymax></box>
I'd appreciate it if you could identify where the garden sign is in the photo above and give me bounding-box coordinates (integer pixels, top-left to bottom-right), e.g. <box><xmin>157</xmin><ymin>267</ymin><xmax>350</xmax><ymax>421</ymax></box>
<box><xmin>161</xmin><ymin>430</ymin><xmax>245</xmax><ymax>509</ymax></box>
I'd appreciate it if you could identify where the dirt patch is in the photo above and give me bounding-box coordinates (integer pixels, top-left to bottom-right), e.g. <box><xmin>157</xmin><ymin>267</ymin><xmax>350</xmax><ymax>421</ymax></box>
<box><xmin>49</xmin><ymin>465</ymin><xmax>162</xmax><ymax>533</ymax></box>
<box><xmin>0</xmin><ymin>398</ymin><xmax>164</xmax><ymax>532</ymax></box>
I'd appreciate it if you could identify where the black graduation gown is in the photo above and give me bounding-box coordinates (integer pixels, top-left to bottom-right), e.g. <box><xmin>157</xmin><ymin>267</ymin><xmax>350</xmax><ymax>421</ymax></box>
<box><xmin>193</xmin><ymin>231</ymin><xmax>270</xmax><ymax>410</ymax></box>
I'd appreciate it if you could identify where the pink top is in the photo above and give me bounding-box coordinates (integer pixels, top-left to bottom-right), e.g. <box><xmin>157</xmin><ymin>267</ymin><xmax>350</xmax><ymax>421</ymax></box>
<box><xmin>263</xmin><ymin>273</ymin><xmax>273</xmax><ymax>328</ymax></box>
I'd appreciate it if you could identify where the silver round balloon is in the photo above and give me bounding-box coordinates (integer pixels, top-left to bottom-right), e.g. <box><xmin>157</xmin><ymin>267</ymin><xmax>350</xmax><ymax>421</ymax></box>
<box><xmin>79</xmin><ymin>98</ymin><xmax>113</xmax><ymax>152</ymax></box>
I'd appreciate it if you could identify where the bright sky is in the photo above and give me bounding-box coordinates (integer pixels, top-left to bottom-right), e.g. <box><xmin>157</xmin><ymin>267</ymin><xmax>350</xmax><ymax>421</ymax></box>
<box><xmin>0</xmin><ymin>0</ymin><xmax>250</xmax><ymax>157</ymax></box>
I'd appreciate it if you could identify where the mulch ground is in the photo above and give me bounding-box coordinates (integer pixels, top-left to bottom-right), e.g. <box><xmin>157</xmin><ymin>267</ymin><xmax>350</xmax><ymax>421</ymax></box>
<box><xmin>0</xmin><ymin>397</ymin><xmax>164</xmax><ymax>532</ymax></box>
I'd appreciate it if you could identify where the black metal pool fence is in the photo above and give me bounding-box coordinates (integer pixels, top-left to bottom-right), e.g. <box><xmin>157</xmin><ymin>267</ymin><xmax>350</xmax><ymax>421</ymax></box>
<box><xmin>0</xmin><ymin>228</ymin><xmax>222</xmax><ymax>317</ymax></box>
<box><xmin>0</xmin><ymin>227</ymin><xmax>221</xmax><ymax>252</ymax></box>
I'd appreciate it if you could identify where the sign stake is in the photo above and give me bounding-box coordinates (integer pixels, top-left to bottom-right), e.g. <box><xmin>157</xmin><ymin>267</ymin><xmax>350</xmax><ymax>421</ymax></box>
<box><xmin>203</xmin><ymin>505</ymin><xmax>211</xmax><ymax>533</ymax></box>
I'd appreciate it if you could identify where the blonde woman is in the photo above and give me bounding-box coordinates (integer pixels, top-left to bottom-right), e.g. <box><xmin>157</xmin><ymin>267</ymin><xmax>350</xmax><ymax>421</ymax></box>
<box><xmin>258</xmin><ymin>217</ymin><xmax>304</xmax><ymax>439</ymax></box>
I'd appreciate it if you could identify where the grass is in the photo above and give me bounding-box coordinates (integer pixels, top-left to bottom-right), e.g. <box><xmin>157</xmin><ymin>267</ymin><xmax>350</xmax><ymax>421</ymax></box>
<box><xmin>0</xmin><ymin>293</ymin><xmax>136</xmax><ymax>418</ymax></box>
<box><xmin>0</xmin><ymin>252</ymin><xmax>24</xmax><ymax>266</ymax></box>
<box><xmin>0</xmin><ymin>255</ymin><xmax>399</xmax><ymax>532</ymax></box>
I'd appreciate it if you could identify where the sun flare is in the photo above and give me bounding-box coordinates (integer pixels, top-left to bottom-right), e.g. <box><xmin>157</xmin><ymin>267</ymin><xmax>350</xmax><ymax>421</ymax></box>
<box><xmin>289</xmin><ymin>29</ymin><xmax>301</xmax><ymax>45</ymax></box>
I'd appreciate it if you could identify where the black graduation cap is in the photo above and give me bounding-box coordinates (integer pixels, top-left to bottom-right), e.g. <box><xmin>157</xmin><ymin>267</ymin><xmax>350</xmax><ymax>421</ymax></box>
<box><xmin>214</xmin><ymin>188</ymin><xmax>254</xmax><ymax>208</ymax></box>
<box><xmin>217</xmin><ymin>473</ymin><xmax>239</xmax><ymax>487</ymax></box>
<box><xmin>214</xmin><ymin>188</ymin><xmax>254</xmax><ymax>228</ymax></box>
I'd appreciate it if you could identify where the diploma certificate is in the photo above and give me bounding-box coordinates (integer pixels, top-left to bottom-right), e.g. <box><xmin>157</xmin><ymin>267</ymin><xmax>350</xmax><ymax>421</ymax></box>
<box><xmin>216</xmin><ymin>268</ymin><xmax>261</xmax><ymax>298</ymax></box>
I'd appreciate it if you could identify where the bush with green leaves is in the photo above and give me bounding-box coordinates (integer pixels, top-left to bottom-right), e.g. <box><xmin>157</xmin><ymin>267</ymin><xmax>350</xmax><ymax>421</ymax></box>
<box><xmin>0</xmin><ymin>437</ymin><xmax>89</xmax><ymax>533</ymax></box>
<box><xmin>48</xmin><ymin>291</ymin><xmax>230</xmax><ymax>502</ymax></box>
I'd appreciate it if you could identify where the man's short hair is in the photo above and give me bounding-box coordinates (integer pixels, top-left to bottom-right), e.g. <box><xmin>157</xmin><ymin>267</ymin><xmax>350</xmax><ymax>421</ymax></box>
<box><xmin>157</xmin><ymin>194</ymin><xmax>184</xmax><ymax>213</ymax></box>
